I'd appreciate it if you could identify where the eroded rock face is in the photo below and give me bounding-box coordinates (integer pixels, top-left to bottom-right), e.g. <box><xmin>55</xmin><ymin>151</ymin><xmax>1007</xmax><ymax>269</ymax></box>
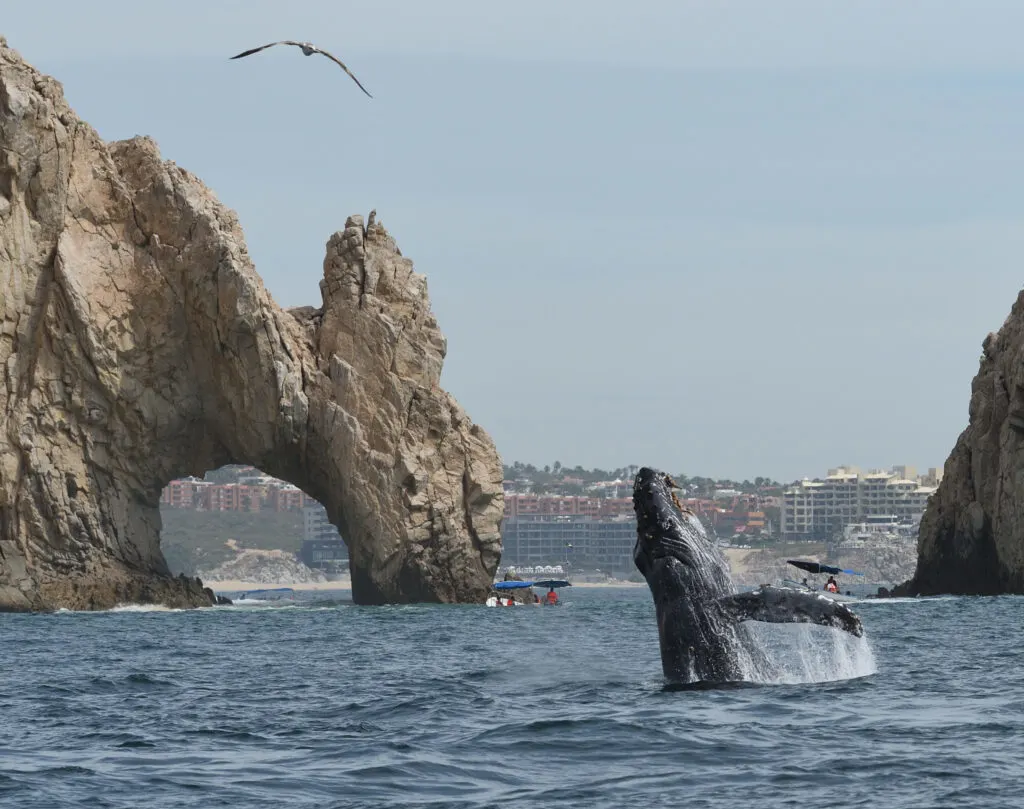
<box><xmin>904</xmin><ymin>290</ymin><xmax>1024</xmax><ymax>595</ymax></box>
<box><xmin>0</xmin><ymin>39</ymin><xmax>503</xmax><ymax>610</ymax></box>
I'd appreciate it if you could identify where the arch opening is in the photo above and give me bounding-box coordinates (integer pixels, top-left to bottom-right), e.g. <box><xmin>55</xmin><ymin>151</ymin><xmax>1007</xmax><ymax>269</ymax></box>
<box><xmin>159</xmin><ymin>465</ymin><xmax>350</xmax><ymax>589</ymax></box>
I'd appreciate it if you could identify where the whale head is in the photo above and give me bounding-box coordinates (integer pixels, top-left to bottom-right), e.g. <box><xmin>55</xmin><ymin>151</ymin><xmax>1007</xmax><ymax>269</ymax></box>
<box><xmin>632</xmin><ymin>467</ymin><xmax>731</xmax><ymax>593</ymax></box>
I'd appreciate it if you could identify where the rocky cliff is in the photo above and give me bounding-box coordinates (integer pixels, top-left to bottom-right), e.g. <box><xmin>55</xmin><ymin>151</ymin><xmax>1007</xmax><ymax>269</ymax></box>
<box><xmin>0</xmin><ymin>38</ymin><xmax>503</xmax><ymax>611</ymax></box>
<box><xmin>902</xmin><ymin>290</ymin><xmax>1024</xmax><ymax>595</ymax></box>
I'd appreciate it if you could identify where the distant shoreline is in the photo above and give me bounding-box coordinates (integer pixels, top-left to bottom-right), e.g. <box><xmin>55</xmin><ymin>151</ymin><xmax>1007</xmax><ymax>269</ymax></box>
<box><xmin>205</xmin><ymin>578</ymin><xmax>351</xmax><ymax>593</ymax></box>
<box><xmin>204</xmin><ymin>577</ymin><xmax>645</xmax><ymax>594</ymax></box>
<box><xmin>559</xmin><ymin>581</ymin><xmax>645</xmax><ymax>588</ymax></box>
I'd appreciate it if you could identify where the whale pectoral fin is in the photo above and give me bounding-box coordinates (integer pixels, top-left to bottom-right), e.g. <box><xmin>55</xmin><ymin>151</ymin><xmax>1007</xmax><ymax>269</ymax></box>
<box><xmin>717</xmin><ymin>586</ymin><xmax>864</xmax><ymax>637</ymax></box>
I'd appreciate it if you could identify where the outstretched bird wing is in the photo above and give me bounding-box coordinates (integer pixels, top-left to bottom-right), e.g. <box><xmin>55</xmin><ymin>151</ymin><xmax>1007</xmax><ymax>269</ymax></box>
<box><xmin>229</xmin><ymin>41</ymin><xmax>300</xmax><ymax>60</ymax></box>
<box><xmin>311</xmin><ymin>47</ymin><xmax>373</xmax><ymax>98</ymax></box>
<box><xmin>229</xmin><ymin>41</ymin><xmax>373</xmax><ymax>98</ymax></box>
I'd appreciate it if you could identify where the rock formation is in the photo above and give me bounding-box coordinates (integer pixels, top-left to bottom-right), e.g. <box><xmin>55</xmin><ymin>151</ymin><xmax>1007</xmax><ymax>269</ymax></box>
<box><xmin>0</xmin><ymin>38</ymin><xmax>503</xmax><ymax>611</ymax></box>
<box><xmin>901</xmin><ymin>290</ymin><xmax>1024</xmax><ymax>595</ymax></box>
<box><xmin>197</xmin><ymin>548</ymin><xmax>330</xmax><ymax>587</ymax></box>
<box><xmin>729</xmin><ymin>543</ymin><xmax>918</xmax><ymax>592</ymax></box>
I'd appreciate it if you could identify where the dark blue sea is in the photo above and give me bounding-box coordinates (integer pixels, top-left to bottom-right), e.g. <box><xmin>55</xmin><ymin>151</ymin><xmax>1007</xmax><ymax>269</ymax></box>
<box><xmin>1</xmin><ymin>586</ymin><xmax>1021</xmax><ymax>809</ymax></box>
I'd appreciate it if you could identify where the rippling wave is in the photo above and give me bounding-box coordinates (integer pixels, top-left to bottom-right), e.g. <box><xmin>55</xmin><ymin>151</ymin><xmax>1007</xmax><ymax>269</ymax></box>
<box><xmin>1</xmin><ymin>588</ymin><xmax>1022</xmax><ymax>808</ymax></box>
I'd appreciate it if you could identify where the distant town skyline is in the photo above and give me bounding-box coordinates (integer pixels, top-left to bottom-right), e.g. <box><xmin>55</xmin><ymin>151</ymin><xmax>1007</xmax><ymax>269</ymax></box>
<box><xmin>5</xmin><ymin>2</ymin><xmax>1024</xmax><ymax>481</ymax></box>
<box><xmin>503</xmin><ymin>460</ymin><xmax>941</xmax><ymax>486</ymax></box>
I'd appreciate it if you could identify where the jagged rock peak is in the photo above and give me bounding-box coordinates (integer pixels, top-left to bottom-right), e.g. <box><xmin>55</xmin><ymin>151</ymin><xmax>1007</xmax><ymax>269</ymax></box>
<box><xmin>0</xmin><ymin>39</ymin><xmax>503</xmax><ymax>611</ymax></box>
<box><xmin>903</xmin><ymin>288</ymin><xmax>1024</xmax><ymax>595</ymax></box>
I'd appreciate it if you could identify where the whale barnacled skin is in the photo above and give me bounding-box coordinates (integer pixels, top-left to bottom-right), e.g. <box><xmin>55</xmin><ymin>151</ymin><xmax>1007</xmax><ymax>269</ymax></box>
<box><xmin>632</xmin><ymin>467</ymin><xmax>864</xmax><ymax>684</ymax></box>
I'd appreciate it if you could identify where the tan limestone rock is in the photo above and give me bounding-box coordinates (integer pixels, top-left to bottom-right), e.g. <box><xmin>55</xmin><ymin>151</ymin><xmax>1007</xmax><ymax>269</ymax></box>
<box><xmin>0</xmin><ymin>39</ymin><xmax>503</xmax><ymax>610</ymax></box>
<box><xmin>904</xmin><ymin>290</ymin><xmax>1024</xmax><ymax>595</ymax></box>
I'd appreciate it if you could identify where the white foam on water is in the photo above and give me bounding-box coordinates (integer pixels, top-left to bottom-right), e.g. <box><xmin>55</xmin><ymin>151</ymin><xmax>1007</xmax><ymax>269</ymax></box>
<box><xmin>108</xmin><ymin>603</ymin><xmax>188</xmax><ymax>613</ymax></box>
<box><xmin>857</xmin><ymin>595</ymin><xmax>959</xmax><ymax>606</ymax></box>
<box><xmin>739</xmin><ymin>622</ymin><xmax>877</xmax><ymax>685</ymax></box>
<box><xmin>221</xmin><ymin>599</ymin><xmax>310</xmax><ymax>611</ymax></box>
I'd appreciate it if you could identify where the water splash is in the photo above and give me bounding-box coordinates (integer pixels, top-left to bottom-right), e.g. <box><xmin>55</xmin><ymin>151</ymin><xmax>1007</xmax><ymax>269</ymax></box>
<box><xmin>739</xmin><ymin>622</ymin><xmax>877</xmax><ymax>684</ymax></box>
<box><xmin>108</xmin><ymin>604</ymin><xmax>185</xmax><ymax>613</ymax></box>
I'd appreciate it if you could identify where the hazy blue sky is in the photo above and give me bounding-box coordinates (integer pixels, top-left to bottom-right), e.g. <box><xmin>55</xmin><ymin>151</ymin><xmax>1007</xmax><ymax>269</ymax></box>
<box><xmin>6</xmin><ymin>2</ymin><xmax>1024</xmax><ymax>480</ymax></box>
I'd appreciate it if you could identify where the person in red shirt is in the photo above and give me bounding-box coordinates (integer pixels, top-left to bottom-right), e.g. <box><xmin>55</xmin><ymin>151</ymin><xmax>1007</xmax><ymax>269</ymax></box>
<box><xmin>545</xmin><ymin>587</ymin><xmax>559</xmax><ymax>605</ymax></box>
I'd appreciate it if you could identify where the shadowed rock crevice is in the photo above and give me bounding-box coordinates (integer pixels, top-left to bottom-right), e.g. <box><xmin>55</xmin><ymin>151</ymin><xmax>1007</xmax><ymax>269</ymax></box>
<box><xmin>902</xmin><ymin>289</ymin><xmax>1024</xmax><ymax>595</ymax></box>
<box><xmin>0</xmin><ymin>38</ymin><xmax>503</xmax><ymax>611</ymax></box>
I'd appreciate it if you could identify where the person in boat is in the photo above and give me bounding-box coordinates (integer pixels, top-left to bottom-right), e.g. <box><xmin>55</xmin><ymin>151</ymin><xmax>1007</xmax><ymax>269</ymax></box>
<box><xmin>534</xmin><ymin>593</ymin><xmax>541</xmax><ymax>605</ymax></box>
<box><xmin>545</xmin><ymin>587</ymin><xmax>559</xmax><ymax>606</ymax></box>
<box><xmin>801</xmin><ymin>578</ymin><xmax>809</xmax><ymax>589</ymax></box>
<box><xmin>825</xmin><ymin>575</ymin><xmax>839</xmax><ymax>593</ymax></box>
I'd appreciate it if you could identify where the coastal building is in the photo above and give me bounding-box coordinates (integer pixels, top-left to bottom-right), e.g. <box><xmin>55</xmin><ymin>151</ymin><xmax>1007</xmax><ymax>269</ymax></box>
<box><xmin>300</xmin><ymin>504</ymin><xmax>347</xmax><ymax>571</ymax></box>
<box><xmin>504</xmin><ymin>564</ymin><xmax>567</xmax><ymax>578</ymax></box>
<box><xmin>160</xmin><ymin>476</ymin><xmax>210</xmax><ymax>508</ymax></box>
<box><xmin>501</xmin><ymin>514</ymin><xmax>638</xmax><ymax>572</ymax></box>
<box><xmin>266</xmin><ymin>484</ymin><xmax>309</xmax><ymax>512</ymax></box>
<box><xmin>298</xmin><ymin>538</ymin><xmax>349</xmax><ymax>571</ymax></box>
<box><xmin>303</xmin><ymin>504</ymin><xmax>343</xmax><ymax>544</ymax></box>
<box><xmin>840</xmin><ymin>517</ymin><xmax>919</xmax><ymax>547</ymax></box>
<box><xmin>502</xmin><ymin>492</ymin><xmax>773</xmax><ymax>570</ymax></box>
<box><xmin>781</xmin><ymin>466</ymin><xmax>937</xmax><ymax>540</ymax></box>
<box><xmin>201</xmin><ymin>483</ymin><xmax>263</xmax><ymax>512</ymax></box>
<box><xmin>159</xmin><ymin>474</ymin><xmax>312</xmax><ymax>513</ymax></box>
<box><xmin>503</xmin><ymin>494</ymin><xmax>633</xmax><ymax>519</ymax></box>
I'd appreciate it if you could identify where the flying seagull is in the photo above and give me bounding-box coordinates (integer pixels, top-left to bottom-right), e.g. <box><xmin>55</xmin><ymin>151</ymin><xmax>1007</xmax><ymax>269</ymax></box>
<box><xmin>230</xmin><ymin>41</ymin><xmax>372</xmax><ymax>98</ymax></box>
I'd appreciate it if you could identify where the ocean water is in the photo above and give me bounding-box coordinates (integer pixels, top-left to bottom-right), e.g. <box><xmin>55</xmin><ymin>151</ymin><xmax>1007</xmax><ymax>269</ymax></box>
<box><xmin>1</xmin><ymin>587</ymin><xmax>1021</xmax><ymax>809</ymax></box>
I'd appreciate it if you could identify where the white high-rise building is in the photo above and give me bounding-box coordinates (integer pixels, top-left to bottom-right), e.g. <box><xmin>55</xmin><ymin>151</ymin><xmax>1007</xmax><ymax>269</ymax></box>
<box><xmin>303</xmin><ymin>504</ymin><xmax>343</xmax><ymax>543</ymax></box>
<box><xmin>781</xmin><ymin>466</ymin><xmax>937</xmax><ymax>539</ymax></box>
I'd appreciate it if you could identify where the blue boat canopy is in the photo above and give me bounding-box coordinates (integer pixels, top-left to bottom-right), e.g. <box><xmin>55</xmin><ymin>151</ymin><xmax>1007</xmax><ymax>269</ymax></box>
<box><xmin>494</xmin><ymin>580</ymin><xmax>534</xmax><ymax>590</ymax></box>
<box><xmin>786</xmin><ymin>560</ymin><xmax>863</xmax><ymax>576</ymax></box>
<box><xmin>534</xmin><ymin>579</ymin><xmax>571</xmax><ymax>588</ymax></box>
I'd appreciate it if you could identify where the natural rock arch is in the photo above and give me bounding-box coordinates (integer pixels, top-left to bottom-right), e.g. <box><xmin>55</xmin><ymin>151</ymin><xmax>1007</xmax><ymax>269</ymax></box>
<box><xmin>0</xmin><ymin>39</ymin><xmax>503</xmax><ymax>610</ymax></box>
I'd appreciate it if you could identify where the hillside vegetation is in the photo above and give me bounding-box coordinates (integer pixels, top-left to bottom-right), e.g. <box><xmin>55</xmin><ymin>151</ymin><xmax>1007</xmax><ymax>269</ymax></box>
<box><xmin>160</xmin><ymin>508</ymin><xmax>304</xmax><ymax>575</ymax></box>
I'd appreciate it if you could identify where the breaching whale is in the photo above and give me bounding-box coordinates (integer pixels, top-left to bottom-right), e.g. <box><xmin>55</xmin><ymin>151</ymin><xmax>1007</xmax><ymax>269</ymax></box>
<box><xmin>632</xmin><ymin>467</ymin><xmax>864</xmax><ymax>684</ymax></box>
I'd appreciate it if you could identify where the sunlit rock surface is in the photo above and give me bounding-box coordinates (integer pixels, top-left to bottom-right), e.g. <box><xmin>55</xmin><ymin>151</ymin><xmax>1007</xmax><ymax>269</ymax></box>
<box><xmin>0</xmin><ymin>38</ymin><xmax>503</xmax><ymax>611</ymax></box>
<box><xmin>902</xmin><ymin>289</ymin><xmax>1024</xmax><ymax>595</ymax></box>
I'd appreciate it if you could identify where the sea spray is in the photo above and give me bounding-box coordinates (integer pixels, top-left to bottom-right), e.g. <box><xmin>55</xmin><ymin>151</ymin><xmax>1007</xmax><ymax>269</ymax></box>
<box><xmin>739</xmin><ymin>622</ymin><xmax>877</xmax><ymax>684</ymax></box>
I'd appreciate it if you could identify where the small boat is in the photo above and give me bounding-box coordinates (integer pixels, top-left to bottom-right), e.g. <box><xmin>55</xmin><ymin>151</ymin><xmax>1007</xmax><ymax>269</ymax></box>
<box><xmin>535</xmin><ymin>578</ymin><xmax>571</xmax><ymax>606</ymax></box>
<box><xmin>487</xmin><ymin>580</ymin><xmax>533</xmax><ymax>606</ymax></box>
<box><xmin>486</xmin><ymin>579</ymin><xmax>572</xmax><ymax>606</ymax></box>
<box><xmin>784</xmin><ymin>560</ymin><xmax>863</xmax><ymax>602</ymax></box>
